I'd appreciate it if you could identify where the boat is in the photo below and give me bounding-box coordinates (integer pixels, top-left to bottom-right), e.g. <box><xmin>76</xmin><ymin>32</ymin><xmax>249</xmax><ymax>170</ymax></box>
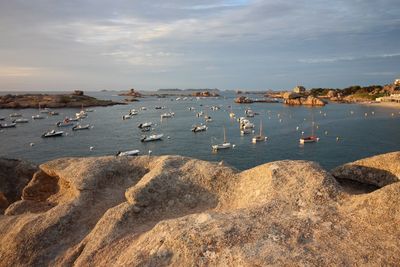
<box><xmin>129</xmin><ymin>109</ymin><xmax>139</xmax><ymax>115</ymax></box>
<box><xmin>239</xmin><ymin>119</ymin><xmax>254</xmax><ymax>130</ymax></box>
<box><xmin>229</xmin><ymin>112</ymin><xmax>235</xmax><ymax>118</ymax></box>
<box><xmin>191</xmin><ymin>124</ymin><xmax>208</xmax><ymax>132</ymax></box>
<box><xmin>141</xmin><ymin>133</ymin><xmax>164</xmax><ymax>142</ymax></box>
<box><xmin>9</xmin><ymin>113</ymin><xmax>22</xmax><ymax>118</ymax></box>
<box><xmin>85</xmin><ymin>108</ymin><xmax>94</xmax><ymax>112</ymax></box>
<box><xmin>67</xmin><ymin>117</ymin><xmax>80</xmax><ymax>122</ymax></box>
<box><xmin>240</xmin><ymin>128</ymin><xmax>253</xmax><ymax>135</ymax></box>
<box><xmin>160</xmin><ymin>112</ymin><xmax>174</xmax><ymax>119</ymax></box>
<box><xmin>252</xmin><ymin>120</ymin><xmax>268</xmax><ymax>143</ymax></box>
<box><xmin>122</xmin><ymin>114</ymin><xmax>131</xmax><ymax>120</ymax></box>
<box><xmin>76</xmin><ymin>110</ymin><xmax>87</xmax><ymax>119</ymax></box>
<box><xmin>56</xmin><ymin>118</ymin><xmax>74</xmax><ymax>127</ymax></box>
<box><xmin>212</xmin><ymin>127</ymin><xmax>233</xmax><ymax>151</ymax></box>
<box><xmin>72</xmin><ymin>124</ymin><xmax>90</xmax><ymax>131</ymax></box>
<box><xmin>13</xmin><ymin>118</ymin><xmax>29</xmax><ymax>123</ymax></box>
<box><xmin>41</xmin><ymin>130</ymin><xmax>64</xmax><ymax>138</ymax></box>
<box><xmin>116</xmin><ymin>149</ymin><xmax>140</xmax><ymax>156</ymax></box>
<box><xmin>0</xmin><ymin>123</ymin><xmax>16</xmax><ymax>128</ymax></box>
<box><xmin>300</xmin><ymin>114</ymin><xmax>319</xmax><ymax>144</ymax></box>
<box><xmin>140</xmin><ymin>107</ymin><xmax>147</xmax><ymax>110</ymax></box>
<box><xmin>49</xmin><ymin>111</ymin><xmax>59</xmax><ymax>116</ymax></box>
<box><xmin>32</xmin><ymin>115</ymin><xmax>45</xmax><ymax>120</ymax></box>
<box><xmin>138</xmin><ymin>122</ymin><xmax>153</xmax><ymax>129</ymax></box>
<box><xmin>0</xmin><ymin>117</ymin><xmax>5</xmax><ymax>121</ymax></box>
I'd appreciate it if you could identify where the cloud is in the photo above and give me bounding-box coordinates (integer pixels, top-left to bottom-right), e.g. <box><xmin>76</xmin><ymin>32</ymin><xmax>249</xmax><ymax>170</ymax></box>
<box><xmin>298</xmin><ymin>53</ymin><xmax>400</xmax><ymax>64</ymax></box>
<box><xmin>0</xmin><ymin>66</ymin><xmax>42</xmax><ymax>77</ymax></box>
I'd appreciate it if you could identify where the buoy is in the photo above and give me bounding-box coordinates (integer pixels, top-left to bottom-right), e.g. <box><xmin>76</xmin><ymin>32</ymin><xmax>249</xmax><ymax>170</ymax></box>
<box><xmin>148</xmin><ymin>150</ymin><xmax>152</xmax><ymax>155</ymax></box>
<box><xmin>301</xmin><ymin>131</ymin><xmax>304</xmax><ymax>135</ymax></box>
<box><xmin>364</xmin><ymin>113</ymin><xmax>368</xmax><ymax>117</ymax></box>
<box><xmin>89</xmin><ymin>146</ymin><xmax>94</xmax><ymax>151</ymax></box>
<box><xmin>167</xmin><ymin>136</ymin><xmax>170</xmax><ymax>139</ymax></box>
<box><xmin>296</xmin><ymin>126</ymin><xmax>299</xmax><ymax>131</ymax></box>
<box><xmin>30</xmin><ymin>142</ymin><xmax>35</xmax><ymax>146</ymax></box>
<box><xmin>350</xmin><ymin>111</ymin><xmax>354</xmax><ymax>114</ymax></box>
<box><xmin>316</xmin><ymin>125</ymin><xmax>319</xmax><ymax>129</ymax></box>
<box><xmin>371</xmin><ymin>111</ymin><xmax>375</xmax><ymax>115</ymax></box>
<box><xmin>336</xmin><ymin>137</ymin><xmax>339</xmax><ymax>141</ymax></box>
<box><xmin>232</xmin><ymin>144</ymin><xmax>236</xmax><ymax>148</ymax></box>
<box><xmin>279</xmin><ymin>119</ymin><xmax>282</xmax><ymax>123</ymax></box>
<box><xmin>325</xmin><ymin>131</ymin><xmax>328</xmax><ymax>135</ymax></box>
<box><xmin>391</xmin><ymin>113</ymin><xmax>394</xmax><ymax>117</ymax></box>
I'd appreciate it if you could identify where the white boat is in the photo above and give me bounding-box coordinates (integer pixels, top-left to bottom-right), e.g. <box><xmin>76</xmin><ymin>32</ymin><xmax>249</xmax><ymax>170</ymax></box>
<box><xmin>160</xmin><ymin>112</ymin><xmax>174</xmax><ymax>119</ymax></box>
<box><xmin>191</xmin><ymin>124</ymin><xmax>208</xmax><ymax>132</ymax></box>
<box><xmin>212</xmin><ymin>127</ymin><xmax>233</xmax><ymax>151</ymax></box>
<box><xmin>9</xmin><ymin>113</ymin><xmax>22</xmax><ymax>117</ymax></box>
<box><xmin>67</xmin><ymin>117</ymin><xmax>80</xmax><ymax>122</ymax></box>
<box><xmin>140</xmin><ymin>107</ymin><xmax>147</xmax><ymax>110</ymax></box>
<box><xmin>122</xmin><ymin>114</ymin><xmax>132</xmax><ymax>120</ymax></box>
<box><xmin>196</xmin><ymin>111</ymin><xmax>204</xmax><ymax>117</ymax></box>
<box><xmin>13</xmin><ymin>118</ymin><xmax>29</xmax><ymax>123</ymax></box>
<box><xmin>141</xmin><ymin>133</ymin><xmax>164</xmax><ymax>142</ymax></box>
<box><xmin>138</xmin><ymin>122</ymin><xmax>153</xmax><ymax>129</ymax></box>
<box><xmin>49</xmin><ymin>111</ymin><xmax>59</xmax><ymax>116</ymax></box>
<box><xmin>129</xmin><ymin>109</ymin><xmax>139</xmax><ymax>115</ymax></box>
<box><xmin>85</xmin><ymin>108</ymin><xmax>94</xmax><ymax>112</ymax></box>
<box><xmin>240</xmin><ymin>128</ymin><xmax>253</xmax><ymax>135</ymax></box>
<box><xmin>42</xmin><ymin>130</ymin><xmax>64</xmax><ymax>138</ymax></box>
<box><xmin>76</xmin><ymin>110</ymin><xmax>87</xmax><ymax>119</ymax></box>
<box><xmin>32</xmin><ymin>115</ymin><xmax>45</xmax><ymax>120</ymax></box>
<box><xmin>116</xmin><ymin>149</ymin><xmax>140</xmax><ymax>156</ymax></box>
<box><xmin>72</xmin><ymin>124</ymin><xmax>90</xmax><ymax>131</ymax></box>
<box><xmin>252</xmin><ymin>120</ymin><xmax>268</xmax><ymax>143</ymax></box>
<box><xmin>0</xmin><ymin>123</ymin><xmax>16</xmax><ymax>128</ymax></box>
<box><xmin>240</xmin><ymin>119</ymin><xmax>254</xmax><ymax>130</ymax></box>
<box><xmin>229</xmin><ymin>112</ymin><xmax>235</xmax><ymax>118</ymax></box>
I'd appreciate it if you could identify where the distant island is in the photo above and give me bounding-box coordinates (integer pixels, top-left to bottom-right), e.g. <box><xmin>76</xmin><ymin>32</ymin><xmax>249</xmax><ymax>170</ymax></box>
<box><xmin>0</xmin><ymin>90</ymin><xmax>123</xmax><ymax>109</ymax></box>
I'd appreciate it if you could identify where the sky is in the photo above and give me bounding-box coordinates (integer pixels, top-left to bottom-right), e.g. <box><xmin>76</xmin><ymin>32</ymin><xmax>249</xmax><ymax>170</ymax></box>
<box><xmin>0</xmin><ymin>0</ymin><xmax>399</xmax><ymax>91</ymax></box>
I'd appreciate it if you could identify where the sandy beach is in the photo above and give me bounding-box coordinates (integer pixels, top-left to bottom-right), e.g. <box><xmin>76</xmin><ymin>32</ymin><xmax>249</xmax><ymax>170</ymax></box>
<box><xmin>360</xmin><ymin>101</ymin><xmax>400</xmax><ymax>109</ymax></box>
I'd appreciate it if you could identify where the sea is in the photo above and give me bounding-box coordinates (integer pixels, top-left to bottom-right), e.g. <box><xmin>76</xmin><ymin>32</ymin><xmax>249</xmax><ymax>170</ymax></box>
<box><xmin>1</xmin><ymin>91</ymin><xmax>400</xmax><ymax>171</ymax></box>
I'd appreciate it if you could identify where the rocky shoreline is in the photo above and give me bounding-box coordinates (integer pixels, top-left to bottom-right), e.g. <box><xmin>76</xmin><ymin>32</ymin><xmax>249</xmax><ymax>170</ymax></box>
<box><xmin>0</xmin><ymin>152</ymin><xmax>399</xmax><ymax>266</ymax></box>
<box><xmin>0</xmin><ymin>91</ymin><xmax>124</xmax><ymax>109</ymax></box>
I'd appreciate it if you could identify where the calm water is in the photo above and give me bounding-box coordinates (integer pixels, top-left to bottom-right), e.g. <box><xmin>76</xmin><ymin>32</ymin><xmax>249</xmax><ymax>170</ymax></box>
<box><xmin>1</xmin><ymin>91</ymin><xmax>400</xmax><ymax>171</ymax></box>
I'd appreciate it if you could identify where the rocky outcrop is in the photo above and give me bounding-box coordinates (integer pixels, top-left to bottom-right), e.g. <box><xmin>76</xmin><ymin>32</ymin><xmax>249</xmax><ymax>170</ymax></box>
<box><xmin>0</xmin><ymin>153</ymin><xmax>399</xmax><ymax>266</ymax></box>
<box><xmin>0</xmin><ymin>158</ymin><xmax>37</xmax><ymax>213</ymax></box>
<box><xmin>331</xmin><ymin>151</ymin><xmax>400</xmax><ymax>187</ymax></box>
<box><xmin>118</xmin><ymin>89</ymin><xmax>142</xmax><ymax>97</ymax></box>
<box><xmin>192</xmin><ymin>91</ymin><xmax>220</xmax><ymax>97</ymax></box>
<box><xmin>0</xmin><ymin>93</ymin><xmax>123</xmax><ymax>109</ymax></box>
<box><xmin>284</xmin><ymin>95</ymin><xmax>326</xmax><ymax>106</ymax></box>
<box><xmin>234</xmin><ymin>96</ymin><xmax>254</xmax><ymax>103</ymax></box>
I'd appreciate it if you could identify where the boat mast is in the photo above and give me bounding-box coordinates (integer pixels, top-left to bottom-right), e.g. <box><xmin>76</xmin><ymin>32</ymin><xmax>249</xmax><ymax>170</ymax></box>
<box><xmin>259</xmin><ymin>119</ymin><xmax>262</xmax><ymax>136</ymax></box>
<box><xmin>311</xmin><ymin>113</ymin><xmax>315</xmax><ymax>136</ymax></box>
<box><xmin>223</xmin><ymin>126</ymin><xmax>227</xmax><ymax>143</ymax></box>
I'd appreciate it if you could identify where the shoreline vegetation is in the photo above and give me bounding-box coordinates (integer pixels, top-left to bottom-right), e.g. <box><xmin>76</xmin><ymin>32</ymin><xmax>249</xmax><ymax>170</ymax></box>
<box><xmin>0</xmin><ymin>90</ymin><xmax>124</xmax><ymax>109</ymax></box>
<box><xmin>0</xmin><ymin>151</ymin><xmax>399</xmax><ymax>265</ymax></box>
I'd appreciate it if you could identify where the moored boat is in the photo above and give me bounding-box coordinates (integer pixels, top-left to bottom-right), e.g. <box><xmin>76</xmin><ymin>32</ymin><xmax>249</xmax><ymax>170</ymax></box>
<box><xmin>13</xmin><ymin>118</ymin><xmax>29</xmax><ymax>123</ymax></box>
<box><xmin>138</xmin><ymin>122</ymin><xmax>153</xmax><ymax>129</ymax></box>
<box><xmin>0</xmin><ymin>123</ymin><xmax>16</xmax><ymax>128</ymax></box>
<box><xmin>116</xmin><ymin>149</ymin><xmax>140</xmax><ymax>156</ymax></box>
<box><xmin>32</xmin><ymin>114</ymin><xmax>45</xmax><ymax>120</ymax></box>
<box><xmin>191</xmin><ymin>124</ymin><xmax>208</xmax><ymax>132</ymax></box>
<box><xmin>212</xmin><ymin>127</ymin><xmax>233</xmax><ymax>151</ymax></box>
<box><xmin>9</xmin><ymin>113</ymin><xmax>22</xmax><ymax>118</ymax></box>
<box><xmin>42</xmin><ymin>130</ymin><xmax>64</xmax><ymax>138</ymax></box>
<box><xmin>0</xmin><ymin>117</ymin><xmax>5</xmax><ymax>121</ymax></box>
<box><xmin>160</xmin><ymin>112</ymin><xmax>174</xmax><ymax>119</ymax></box>
<box><xmin>72</xmin><ymin>124</ymin><xmax>90</xmax><ymax>131</ymax></box>
<box><xmin>56</xmin><ymin>118</ymin><xmax>74</xmax><ymax>127</ymax></box>
<box><xmin>141</xmin><ymin>133</ymin><xmax>164</xmax><ymax>142</ymax></box>
<box><xmin>252</xmin><ymin>120</ymin><xmax>268</xmax><ymax>143</ymax></box>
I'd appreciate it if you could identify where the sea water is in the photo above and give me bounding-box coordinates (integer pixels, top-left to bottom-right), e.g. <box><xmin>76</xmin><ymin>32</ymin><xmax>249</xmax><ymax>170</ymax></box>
<box><xmin>1</xmin><ymin>91</ymin><xmax>399</xmax><ymax>171</ymax></box>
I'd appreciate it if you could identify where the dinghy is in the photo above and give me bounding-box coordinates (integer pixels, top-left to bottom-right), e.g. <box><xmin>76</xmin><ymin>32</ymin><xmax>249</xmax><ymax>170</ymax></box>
<box><xmin>141</xmin><ymin>134</ymin><xmax>164</xmax><ymax>142</ymax></box>
<box><xmin>72</xmin><ymin>124</ymin><xmax>90</xmax><ymax>131</ymax></box>
<box><xmin>116</xmin><ymin>150</ymin><xmax>140</xmax><ymax>156</ymax></box>
<box><xmin>0</xmin><ymin>123</ymin><xmax>16</xmax><ymax>128</ymax></box>
<box><xmin>42</xmin><ymin>130</ymin><xmax>64</xmax><ymax>138</ymax></box>
<box><xmin>32</xmin><ymin>115</ymin><xmax>45</xmax><ymax>120</ymax></box>
<box><xmin>191</xmin><ymin>124</ymin><xmax>208</xmax><ymax>132</ymax></box>
<box><xmin>13</xmin><ymin>118</ymin><xmax>29</xmax><ymax>123</ymax></box>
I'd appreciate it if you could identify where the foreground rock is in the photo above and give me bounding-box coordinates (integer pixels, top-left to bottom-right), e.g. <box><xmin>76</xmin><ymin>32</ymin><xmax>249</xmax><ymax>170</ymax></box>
<box><xmin>0</xmin><ymin>92</ymin><xmax>123</xmax><ymax>109</ymax></box>
<box><xmin>0</xmin><ymin>153</ymin><xmax>399</xmax><ymax>266</ymax></box>
<box><xmin>0</xmin><ymin>158</ymin><xmax>37</xmax><ymax>213</ymax></box>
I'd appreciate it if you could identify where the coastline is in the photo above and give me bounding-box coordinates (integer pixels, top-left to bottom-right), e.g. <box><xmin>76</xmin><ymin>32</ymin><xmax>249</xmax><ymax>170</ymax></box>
<box><xmin>359</xmin><ymin>101</ymin><xmax>400</xmax><ymax>109</ymax></box>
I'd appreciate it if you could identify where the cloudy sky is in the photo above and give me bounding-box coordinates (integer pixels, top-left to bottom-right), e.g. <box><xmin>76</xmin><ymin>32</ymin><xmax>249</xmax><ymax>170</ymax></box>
<box><xmin>0</xmin><ymin>0</ymin><xmax>399</xmax><ymax>91</ymax></box>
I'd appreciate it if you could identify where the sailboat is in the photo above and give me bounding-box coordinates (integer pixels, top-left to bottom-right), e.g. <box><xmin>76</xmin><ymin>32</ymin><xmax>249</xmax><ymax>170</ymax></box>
<box><xmin>252</xmin><ymin>120</ymin><xmax>268</xmax><ymax>143</ymax></box>
<box><xmin>300</xmin><ymin>114</ymin><xmax>319</xmax><ymax>144</ymax></box>
<box><xmin>212</xmin><ymin>127</ymin><xmax>233</xmax><ymax>151</ymax></box>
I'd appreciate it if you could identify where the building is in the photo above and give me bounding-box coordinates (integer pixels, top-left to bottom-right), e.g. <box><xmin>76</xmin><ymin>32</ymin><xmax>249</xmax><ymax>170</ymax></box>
<box><xmin>293</xmin><ymin>86</ymin><xmax>306</xmax><ymax>93</ymax></box>
<box><xmin>376</xmin><ymin>92</ymin><xmax>400</xmax><ymax>103</ymax></box>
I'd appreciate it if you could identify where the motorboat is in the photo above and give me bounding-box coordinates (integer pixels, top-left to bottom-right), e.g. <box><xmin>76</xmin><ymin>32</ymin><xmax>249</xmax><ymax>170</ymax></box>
<box><xmin>42</xmin><ymin>130</ymin><xmax>64</xmax><ymax>138</ymax></box>
<box><xmin>56</xmin><ymin>119</ymin><xmax>74</xmax><ymax>127</ymax></box>
<box><xmin>129</xmin><ymin>109</ymin><xmax>139</xmax><ymax>115</ymax></box>
<box><xmin>140</xmin><ymin>107</ymin><xmax>147</xmax><ymax>110</ymax></box>
<box><xmin>160</xmin><ymin>112</ymin><xmax>174</xmax><ymax>119</ymax></box>
<box><xmin>67</xmin><ymin>117</ymin><xmax>80</xmax><ymax>122</ymax></box>
<box><xmin>0</xmin><ymin>123</ymin><xmax>16</xmax><ymax>128</ymax></box>
<box><xmin>76</xmin><ymin>110</ymin><xmax>87</xmax><ymax>119</ymax></box>
<box><xmin>252</xmin><ymin>120</ymin><xmax>268</xmax><ymax>143</ymax></box>
<box><xmin>191</xmin><ymin>124</ymin><xmax>208</xmax><ymax>132</ymax></box>
<box><xmin>138</xmin><ymin>122</ymin><xmax>153</xmax><ymax>129</ymax></box>
<box><xmin>299</xmin><ymin>136</ymin><xmax>319</xmax><ymax>144</ymax></box>
<box><xmin>0</xmin><ymin>117</ymin><xmax>5</xmax><ymax>121</ymax></box>
<box><xmin>229</xmin><ymin>112</ymin><xmax>235</xmax><ymax>118</ymax></box>
<box><xmin>240</xmin><ymin>128</ymin><xmax>253</xmax><ymax>135</ymax></box>
<box><xmin>212</xmin><ymin>127</ymin><xmax>233</xmax><ymax>151</ymax></box>
<box><xmin>72</xmin><ymin>124</ymin><xmax>90</xmax><ymax>131</ymax></box>
<box><xmin>49</xmin><ymin>111</ymin><xmax>59</xmax><ymax>116</ymax></box>
<box><xmin>85</xmin><ymin>108</ymin><xmax>94</xmax><ymax>112</ymax></box>
<box><xmin>9</xmin><ymin>113</ymin><xmax>22</xmax><ymax>118</ymax></box>
<box><xmin>122</xmin><ymin>114</ymin><xmax>131</xmax><ymax>120</ymax></box>
<box><xmin>141</xmin><ymin>134</ymin><xmax>164</xmax><ymax>142</ymax></box>
<box><xmin>32</xmin><ymin>115</ymin><xmax>45</xmax><ymax>120</ymax></box>
<box><xmin>13</xmin><ymin>118</ymin><xmax>29</xmax><ymax>123</ymax></box>
<box><xmin>116</xmin><ymin>149</ymin><xmax>140</xmax><ymax>156</ymax></box>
